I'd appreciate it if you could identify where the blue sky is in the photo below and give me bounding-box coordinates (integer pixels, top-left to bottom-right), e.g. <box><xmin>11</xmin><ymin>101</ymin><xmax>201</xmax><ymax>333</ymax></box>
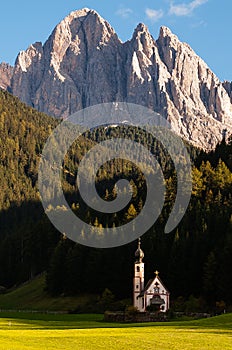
<box><xmin>0</xmin><ymin>0</ymin><xmax>231</xmax><ymax>81</ymax></box>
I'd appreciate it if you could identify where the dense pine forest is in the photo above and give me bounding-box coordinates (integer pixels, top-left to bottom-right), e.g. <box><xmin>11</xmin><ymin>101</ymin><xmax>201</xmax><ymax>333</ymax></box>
<box><xmin>0</xmin><ymin>90</ymin><xmax>232</xmax><ymax>311</ymax></box>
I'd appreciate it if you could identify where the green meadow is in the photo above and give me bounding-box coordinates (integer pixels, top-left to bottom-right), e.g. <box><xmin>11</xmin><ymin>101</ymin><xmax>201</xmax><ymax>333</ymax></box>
<box><xmin>0</xmin><ymin>275</ymin><xmax>231</xmax><ymax>349</ymax></box>
<box><xmin>0</xmin><ymin>312</ymin><xmax>231</xmax><ymax>350</ymax></box>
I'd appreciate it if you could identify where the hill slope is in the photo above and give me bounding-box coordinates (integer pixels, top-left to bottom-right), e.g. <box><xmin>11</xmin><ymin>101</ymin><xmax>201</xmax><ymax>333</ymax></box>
<box><xmin>0</xmin><ymin>89</ymin><xmax>57</xmax><ymax>211</ymax></box>
<box><xmin>0</xmin><ymin>90</ymin><xmax>60</xmax><ymax>287</ymax></box>
<box><xmin>0</xmin><ymin>273</ymin><xmax>96</xmax><ymax>312</ymax></box>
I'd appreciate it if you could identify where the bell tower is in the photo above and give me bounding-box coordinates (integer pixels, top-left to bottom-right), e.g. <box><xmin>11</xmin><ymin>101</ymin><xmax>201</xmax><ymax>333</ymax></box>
<box><xmin>133</xmin><ymin>238</ymin><xmax>145</xmax><ymax>311</ymax></box>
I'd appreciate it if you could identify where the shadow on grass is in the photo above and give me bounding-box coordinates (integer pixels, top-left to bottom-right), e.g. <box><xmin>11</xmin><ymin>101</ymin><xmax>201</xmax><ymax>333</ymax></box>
<box><xmin>0</xmin><ymin>312</ymin><xmax>232</xmax><ymax>331</ymax></box>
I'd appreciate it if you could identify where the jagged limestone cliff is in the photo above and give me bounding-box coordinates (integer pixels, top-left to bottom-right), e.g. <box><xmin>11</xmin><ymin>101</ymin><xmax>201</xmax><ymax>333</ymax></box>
<box><xmin>1</xmin><ymin>8</ymin><xmax>232</xmax><ymax>149</ymax></box>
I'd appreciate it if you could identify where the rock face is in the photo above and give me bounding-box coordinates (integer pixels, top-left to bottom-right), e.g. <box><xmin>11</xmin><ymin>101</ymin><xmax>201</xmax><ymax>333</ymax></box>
<box><xmin>2</xmin><ymin>8</ymin><xmax>232</xmax><ymax>149</ymax></box>
<box><xmin>223</xmin><ymin>81</ymin><xmax>232</xmax><ymax>103</ymax></box>
<box><xmin>0</xmin><ymin>63</ymin><xmax>13</xmax><ymax>90</ymax></box>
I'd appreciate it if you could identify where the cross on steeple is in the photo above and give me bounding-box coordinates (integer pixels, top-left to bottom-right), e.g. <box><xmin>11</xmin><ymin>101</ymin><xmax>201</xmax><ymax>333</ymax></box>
<box><xmin>155</xmin><ymin>270</ymin><xmax>159</xmax><ymax>276</ymax></box>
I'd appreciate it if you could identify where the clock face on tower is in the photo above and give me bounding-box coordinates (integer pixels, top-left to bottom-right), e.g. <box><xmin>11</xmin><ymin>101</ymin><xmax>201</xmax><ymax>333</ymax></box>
<box><xmin>154</xmin><ymin>287</ymin><xmax>159</xmax><ymax>293</ymax></box>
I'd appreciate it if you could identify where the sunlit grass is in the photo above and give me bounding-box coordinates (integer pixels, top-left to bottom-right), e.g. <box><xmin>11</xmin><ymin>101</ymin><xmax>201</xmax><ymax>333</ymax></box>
<box><xmin>0</xmin><ymin>313</ymin><xmax>231</xmax><ymax>349</ymax></box>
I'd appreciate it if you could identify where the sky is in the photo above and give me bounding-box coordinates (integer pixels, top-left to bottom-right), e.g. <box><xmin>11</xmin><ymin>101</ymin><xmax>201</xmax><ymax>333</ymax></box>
<box><xmin>0</xmin><ymin>0</ymin><xmax>231</xmax><ymax>81</ymax></box>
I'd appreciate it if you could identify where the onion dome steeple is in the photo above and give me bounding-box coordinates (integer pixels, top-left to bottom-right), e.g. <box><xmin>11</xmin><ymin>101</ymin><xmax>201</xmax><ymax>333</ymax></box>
<box><xmin>135</xmin><ymin>238</ymin><xmax>144</xmax><ymax>263</ymax></box>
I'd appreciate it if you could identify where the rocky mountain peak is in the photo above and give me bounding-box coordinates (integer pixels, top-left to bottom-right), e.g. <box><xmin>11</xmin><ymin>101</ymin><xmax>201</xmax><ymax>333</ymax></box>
<box><xmin>15</xmin><ymin>42</ymin><xmax>43</xmax><ymax>73</ymax></box>
<box><xmin>157</xmin><ymin>26</ymin><xmax>182</xmax><ymax>72</ymax></box>
<box><xmin>133</xmin><ymin>23</ymin><xmax>149</xmax><ymax>36</ymax></box>
<box><xmin>159</xmin><ymin>26</ymin><xmax>175</xmax><ymax>38</ymax></box>
<box><xmin>0</xmin><ymin>63</ymin><xmax>13</xmax><ymax>90</ymax></box>
<box><xmin>52</xmin><ymin>7</ymin><xmax>117</xmax><ymax>45</ymax></box>
<box><xmin>44</xmin><ymin>8</ymin><xmax>119</xmax><ymax>78</ymax></box>
<box><xmin>1</xmin><ymin>8</ymin><xmax>232</xmax><ymax>149</ymax></box>
<box><xmin>130</xmin><ymin>23</ymin><xmax>157</xmax><ymax>60</ymax></box>
<box><xmin>158</xmin><ymin>26</ymin><xmax>180</xmax><ymax>49</ymax></box>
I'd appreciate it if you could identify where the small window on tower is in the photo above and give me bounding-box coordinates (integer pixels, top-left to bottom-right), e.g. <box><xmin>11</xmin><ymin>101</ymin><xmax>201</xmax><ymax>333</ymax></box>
<box><xmin>137</xmin><ymin>266</ymin><xmax>140</xmax><ymax>272</ymax></box>
<box><xmin>136</xmin><ymin>285</ymin><xmax>139</xmax><ymax>289</ymax></box>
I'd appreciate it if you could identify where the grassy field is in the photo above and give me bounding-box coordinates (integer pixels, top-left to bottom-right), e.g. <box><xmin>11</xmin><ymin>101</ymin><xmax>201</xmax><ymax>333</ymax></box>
<box><xmin>0</xmin><ymin>274</ymin><xmax>97</xmax><ymax>312</ymax></box>
<box><xmin>0</xmin><ymin>312</ymin><xmax>231</xmax><ymax>349</ymax></box>
<box><xmin>0</xmin><ymin>277</ymin><xmax>231</xmax><ymax>349</ymax></box>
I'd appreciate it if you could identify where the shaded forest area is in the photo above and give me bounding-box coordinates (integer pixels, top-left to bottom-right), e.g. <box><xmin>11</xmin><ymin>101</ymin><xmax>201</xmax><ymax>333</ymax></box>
<box><xmin>0</xmin><ymin>90</ymin><xmax>232</xmax><ymax>310</ymax></box>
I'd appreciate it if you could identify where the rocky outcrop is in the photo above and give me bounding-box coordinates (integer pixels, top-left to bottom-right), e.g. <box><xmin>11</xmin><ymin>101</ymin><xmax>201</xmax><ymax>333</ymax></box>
<box><xmin>3</xmin><ymin>8</ymin><xmax>232</xmax><ymax>149</ymax></box>
<box><xmin>223</xmin><ymin>81</ymin><xmax>232</xmax><ymax>103</ymax></box>
<box><xmin>0</xmin><ymin>63</ymin><xmax>13</xmax><ymax>90</ymax></box>
<box><xmin>11</xmin><ymin>8</ymin><xmax>122</xmax><ymax>117</ymax></box>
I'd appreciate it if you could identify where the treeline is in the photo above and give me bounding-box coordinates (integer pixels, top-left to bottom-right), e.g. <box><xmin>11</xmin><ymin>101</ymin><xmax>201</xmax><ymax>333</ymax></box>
<box><xmin>0</xmin><ymin>90</ymin><xmax>232</xmax><ymax>310</ymax></box>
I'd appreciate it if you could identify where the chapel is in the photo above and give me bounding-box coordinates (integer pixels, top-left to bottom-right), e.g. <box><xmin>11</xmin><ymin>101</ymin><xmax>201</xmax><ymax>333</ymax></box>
<box><xmin>133</xmin><ymin>238</ymin><xmax>170</xmax><ymax>312</ymax></box>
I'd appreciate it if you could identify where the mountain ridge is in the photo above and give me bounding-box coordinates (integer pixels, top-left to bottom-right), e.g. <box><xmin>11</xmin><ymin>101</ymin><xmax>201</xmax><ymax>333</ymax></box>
<box><xmin>0</xmin><ymin>62</ymin><xmax>13</xmax><ymax>90</ymax></box>
<box><xmin>1</xmin><ymin>8</ymin><xmax>232</xmax><ymax>149</ymax></box>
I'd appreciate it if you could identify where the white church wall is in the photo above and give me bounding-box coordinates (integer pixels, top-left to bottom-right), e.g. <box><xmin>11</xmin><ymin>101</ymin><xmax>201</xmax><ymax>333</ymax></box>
<box><xmin>144</xmin><ymin>277</ymin><xmax>170</xmax><ymax>312</ymax></box>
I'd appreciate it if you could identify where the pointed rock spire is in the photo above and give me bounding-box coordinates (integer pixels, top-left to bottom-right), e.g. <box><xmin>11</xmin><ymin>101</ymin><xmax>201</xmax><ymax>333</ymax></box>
<box><xmin>4</xmin><ymin>9</ymin><xmax>232</xmax><ymax>149</ymax></box>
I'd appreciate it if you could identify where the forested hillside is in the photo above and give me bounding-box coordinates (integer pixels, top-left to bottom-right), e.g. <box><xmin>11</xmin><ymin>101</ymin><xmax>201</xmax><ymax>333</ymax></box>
<box><xmin>0</xmin><ymin>90</ymin><xmax>59</xmax><ymax>284</ymax></box>
<box><xmin>0</xmin><ymin>90</ymin><xmax>232</xmax><ymax>310</ymax></box>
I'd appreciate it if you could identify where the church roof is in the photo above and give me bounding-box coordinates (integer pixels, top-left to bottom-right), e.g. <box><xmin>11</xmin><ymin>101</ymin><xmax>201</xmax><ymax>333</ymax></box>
<box><xmin>138</xmin><ymin>275</ymin><xmax>170</xmax><ymax>297</ymax></box>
